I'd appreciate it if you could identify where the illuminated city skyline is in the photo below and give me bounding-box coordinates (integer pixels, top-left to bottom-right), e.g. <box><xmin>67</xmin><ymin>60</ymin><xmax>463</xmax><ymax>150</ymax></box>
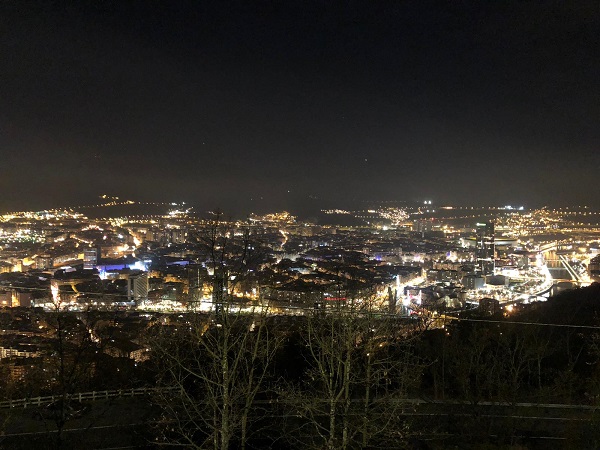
<box><xmin>1</xmin><ymin>3</ymin><xmax>599</xmax><ymax>443</ymax></box>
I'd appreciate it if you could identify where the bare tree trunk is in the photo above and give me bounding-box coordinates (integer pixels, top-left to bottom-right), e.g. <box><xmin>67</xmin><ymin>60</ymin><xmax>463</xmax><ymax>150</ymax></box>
<box><xmin>341</xmin><ymin>331</ymin><xmax>351</xmax><ymax>450</ymax></box>
<box><xmin>153</xmin><ymin>213</ymin><xmax>281</xmax><ymax>449</ymax></box>
<box><xmin>362</xmin><ymin>353</ymin><xmax>372</xmax><ymax>448</ymax></box>
<box><xmin>220</xmin><ymin>328</ymin><xmax>231</xmax><ymax>450</ymax></box>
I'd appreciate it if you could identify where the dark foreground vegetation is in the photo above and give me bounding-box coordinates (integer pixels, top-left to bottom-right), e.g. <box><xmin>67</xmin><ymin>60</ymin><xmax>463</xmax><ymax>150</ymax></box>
<box><xmin>2</xmin><ymin>283</ymin><xmax>600</xmax><ymax>449</ymax></box>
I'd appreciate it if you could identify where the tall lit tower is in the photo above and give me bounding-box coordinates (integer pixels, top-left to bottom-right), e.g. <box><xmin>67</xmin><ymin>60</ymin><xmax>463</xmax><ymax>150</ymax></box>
<box><xmin>475</xmin><ymin>222</ymin><xmax>495</xmax><ymax>275</ymax></box>
<box><xmin>83</xmin><ymin>247</ymin><xmax>98</xmax><ymax>270</ymax></box>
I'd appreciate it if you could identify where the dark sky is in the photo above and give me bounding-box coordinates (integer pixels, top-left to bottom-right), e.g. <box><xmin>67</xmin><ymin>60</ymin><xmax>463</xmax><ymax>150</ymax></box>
<box><xmin>1</xmin><ymin>1</ymin><xmax>598</xmax><ymax>215</ymax></box>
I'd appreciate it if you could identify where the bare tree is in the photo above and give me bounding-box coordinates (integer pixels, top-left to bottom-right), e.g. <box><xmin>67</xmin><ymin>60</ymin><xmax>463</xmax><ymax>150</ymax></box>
<box><xmin>31</xmin><ymin>299</ymin><xmax>102</xmax><ymax>449</ymax></box>
<box><xmin>153</xmin><ymin>212</ymin><xmax>281</xmax><ymax>449</ymax></box>
<box><xmin>283</xmin><ymin>294</ymin><xmax>422</xmax><ymax>450</ymax></box>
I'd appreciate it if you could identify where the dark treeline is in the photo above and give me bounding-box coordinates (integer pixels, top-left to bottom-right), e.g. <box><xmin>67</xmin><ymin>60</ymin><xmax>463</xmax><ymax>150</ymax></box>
<box><xmin>3</xmin><ymin>284</ymin><xmax>600</xmax><ymax>449</ymax></box>
<box><xmin>147</xmin><ymin>283</ymin><xmax>600</xmax><ymax>450</ymax></box>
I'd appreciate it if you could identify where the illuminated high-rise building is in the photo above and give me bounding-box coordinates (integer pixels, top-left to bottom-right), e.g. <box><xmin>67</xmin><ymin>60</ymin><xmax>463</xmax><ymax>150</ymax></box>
<box><xmin>475</xmin><ymin>222</ymin><xmax>495</xmax><ymax>275</ymax></box>
<box><xmin>127</xmin><ymin>271</ymin><xmax>148</xmax><ymax>304</ymax></box>
<box><xmin>83</xmin><ymin>248</ymin><xmax>98</xmax><ymax>270</ymax></box>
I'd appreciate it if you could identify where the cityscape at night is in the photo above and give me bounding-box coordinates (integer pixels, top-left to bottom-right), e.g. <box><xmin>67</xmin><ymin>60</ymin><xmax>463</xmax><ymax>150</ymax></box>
<box><xmin>1</xmin><ymin>1</ymin><xmax>599</xmax><ymax>449</ymax></box>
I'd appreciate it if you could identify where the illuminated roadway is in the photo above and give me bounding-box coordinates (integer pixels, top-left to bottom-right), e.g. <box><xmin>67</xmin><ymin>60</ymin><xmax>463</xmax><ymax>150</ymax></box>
<box><xmin>558</xmin><ymin>254</ymin><xmax>580</xmax><ymax>282</ymax></box>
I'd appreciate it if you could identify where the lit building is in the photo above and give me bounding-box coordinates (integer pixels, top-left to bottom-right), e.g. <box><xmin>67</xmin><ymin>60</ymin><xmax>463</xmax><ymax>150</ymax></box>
<box><xmin>128</xmin><ymin>271</ymin><xmax>149</xmax><ymax>304</ymax></box>
<box><xmin>475</xmin><ymin>222</ymin><xmax>495</xmax><ymax>275</ymax></box>
<box><xmin>104</xmin><ymin>269</ymin><xmax>148</xmax><ymax>304</ymax></box>
<box><xmin>83</xmin><ymin>247</ymin><xmax>98</xmax><ymax>270</ymax></box>
<box><xmin>35</xmin><ymin>254</ymin><xmax>52</xmax><ymax>270</ymax></box>
<box><xmin>413</xmin><ymin>219</ymin><xmax>433</xmax><ymax>235</ymax></box>
<box><xmin>589</xmin><ymin>255</ymin><xmax>600</xmax><ymax>282</ymax></box>
<box><xmin>462</xmin><ymin>274</ymin><xmax>485</xmax><ymax>290</ymax></box>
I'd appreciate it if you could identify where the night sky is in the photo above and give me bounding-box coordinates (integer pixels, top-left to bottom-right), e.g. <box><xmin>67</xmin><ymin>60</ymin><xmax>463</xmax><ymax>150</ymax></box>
<box><xmin>1</xmin><ymin>1</ymin><xmax>598</xmax><ymax>215</ymax></box>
